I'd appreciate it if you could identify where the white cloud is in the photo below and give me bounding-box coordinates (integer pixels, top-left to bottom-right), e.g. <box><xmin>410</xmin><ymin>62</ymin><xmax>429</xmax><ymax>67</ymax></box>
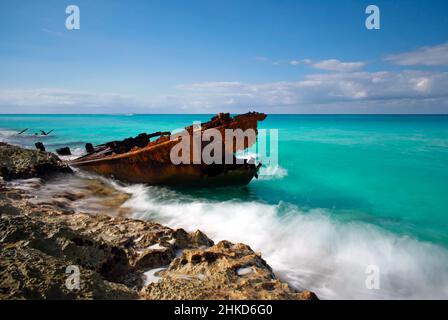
<box><xmin>385</xmin><ymin>43</ymin><xmax>448</xmax><ymax>66</ymax></box>
<box><xmin>170</xmin><ymin>70</ymin><xmax>448</xmax><ymax>113</ymax></box>
<box><xmin>255</xmin><ymin>57</ymin><xmax>364</xmax><ymax>72</ymax></box>
<box><xmin>42</xmin><ymin>28</ymin><xmax>63</xmax><ymax>37</ymax></box>
<box><xmin>0</xmin><ymin>88</ymin><xmax>162</xmax><ymax>113</ymax></box>
<box><xmin>255</xmin><ymin>57</ymin><xmax>313</xmax><ymax>66</ymax></box>
<box><xmin>1</xmin><ymin>72</ymin><xmax>448</xmax><ymax>114</ymax></box>
<box><xmin>311</xmin><ymin>59</ymin><xmax>365</xmax><ymax>72</ymax></box>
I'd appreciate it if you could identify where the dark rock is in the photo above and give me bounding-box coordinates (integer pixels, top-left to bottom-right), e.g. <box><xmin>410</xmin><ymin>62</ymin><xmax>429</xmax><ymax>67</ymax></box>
<box><xmin>56</xmin><ymin>147</ymin><xmax>71</xmax><ymax>156</ymax></box>
<box><xmin>35</xmin><ymin>142</ymin><xmax>45</xmax><ymax>151</ymax></box>
<box><xmin>0</xmin><ymin>143</ymin><xmax>72</xmax><ymax>181</ymax></box>
<box><xmin>85</xmin><ymin>143</ymin><xmax>95</xmax><ymax>153</ymax></box>
<box><xmin>0</xmin><ymin>240</ymin><xmax>138</xmax><ymax>300</ymax></box>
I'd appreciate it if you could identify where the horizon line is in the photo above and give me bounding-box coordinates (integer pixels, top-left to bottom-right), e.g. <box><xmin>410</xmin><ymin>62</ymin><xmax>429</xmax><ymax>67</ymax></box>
<box><xmin>1</xmin><ymin>113</ymin><xmax>448</xmax><ymax>116</ymax></box>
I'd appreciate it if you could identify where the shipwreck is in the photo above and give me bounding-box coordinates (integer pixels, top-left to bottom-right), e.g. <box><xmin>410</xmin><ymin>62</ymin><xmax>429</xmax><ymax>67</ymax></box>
<box><xmin>69</xmin><ymin>112</ymin><xmax>267</xmax><ymax>187</ymax></box>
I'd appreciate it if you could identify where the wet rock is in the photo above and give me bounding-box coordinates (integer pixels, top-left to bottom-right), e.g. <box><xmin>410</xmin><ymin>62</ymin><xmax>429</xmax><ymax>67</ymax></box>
<box><xmin>0</xmin><ymin>143</ymin><xmax>72</xmax><ymax>181</ymax></box>
<box><xmin>141</xmin><ymin>240</ymin><xmax>317</xmax><ymax>300</ymax></box>
<box><xmin>53</xmin><ymin>191</ymin><xmax>85</xmax><ymax>202</ymax></box>
<box><xmin>0</xmin><ymin>241</ymin><xmax>137</xmax><ymax>300</ymax></box>
<box><xmin>0</xmin><ymin>183</ymin><xmax>317</xmax><ymax>300</ymax></box>
<box><xmin>0</xmin><ymin>145</ymin><xmax>317</xmax><ymax>300</ymax></box>
<box><xmin>56</xmin><ymin>147</ymin><xmax>71</xmax><ymax>156</ymax></box>
<box><xmin>35</xmin><ymin>142</ymin><xmax>45</xmax><ymax>152</ymax></box>
<box><xmin>99</xmin><ymin>193</ymin><xmax>131</xmax><ymax>210</ymax></box>
<box><xmin>85</xmin><ymin>143</ymin><xmax>95</xmax><ymax>153</ymax></box>
<box><xmin>0</xmin><ymin>186</ymin><xmax>218</xmax><ymax>299</ymax></box>
<box><xmin>0</xmin><ymin>187</ymin><xmax>22</xmax><ymax>217</ymax></box>
<box><xmin>173</xmin><ymin>228</ymin><xmax>214</xmax><ymax>248</ymax></box>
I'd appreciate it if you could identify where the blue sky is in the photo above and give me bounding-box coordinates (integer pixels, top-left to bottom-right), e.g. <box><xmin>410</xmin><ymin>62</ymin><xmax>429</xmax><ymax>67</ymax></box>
<box><xmin>0</xmin><ymin>0</ymin><xmax>448</xmax><ymax>113</ymax></box>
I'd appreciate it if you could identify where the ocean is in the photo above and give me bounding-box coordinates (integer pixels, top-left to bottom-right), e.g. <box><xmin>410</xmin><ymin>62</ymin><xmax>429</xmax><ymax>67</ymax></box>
<box><xmin>1</xmin><ymin>114</ymin><xmax>448</xmax><ymax>299</ymax></box>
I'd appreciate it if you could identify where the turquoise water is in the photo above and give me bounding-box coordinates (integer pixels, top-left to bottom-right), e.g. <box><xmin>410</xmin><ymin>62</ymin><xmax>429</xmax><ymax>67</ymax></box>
<box><xmin>2</xmin><ymin>114</ymin><xmax>448</xmax><ymax>298</ymax></box>
<box><xmin>2</xmin><ymin>114</ymin><xmax>447</xmax><ymax>245</ymax></box>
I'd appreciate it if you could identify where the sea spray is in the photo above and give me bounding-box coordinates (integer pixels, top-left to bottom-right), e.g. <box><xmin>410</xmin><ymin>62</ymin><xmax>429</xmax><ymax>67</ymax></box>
<box><xmin>258</xmin><ymin>164</ymin><xmax>288</xmax><ymax>180</ymax></box>
<box><xmin>3</xmin><ymin>114</ymin><xmax>448</xmax><ymax>299</ymax></box>
<box><xmin>120</xmin><ymin>183</ymin><xmax>448</xmax><ymax>299</ymax></box>
<box><xmin>9</xmin><ymin>171</ymin><xmax>448</xmax><ymax>299</ymax></box>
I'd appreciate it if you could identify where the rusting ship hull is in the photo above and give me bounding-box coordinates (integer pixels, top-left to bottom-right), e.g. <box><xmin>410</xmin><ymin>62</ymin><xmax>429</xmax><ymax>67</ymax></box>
<box><xmin>69</xmin><ymin>112</ymin><xmax>266</xmax><ymax>187</ymax></box>
<box><xmin>71</xmin><ymin>156</ymin><xmax>258</xmax><ymax>187</ymax></box>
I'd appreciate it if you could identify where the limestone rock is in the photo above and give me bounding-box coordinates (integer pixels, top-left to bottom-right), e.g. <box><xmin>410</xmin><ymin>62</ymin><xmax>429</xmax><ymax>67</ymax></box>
<box><xmin>0</xmin><ymin>183</ymin><xmax>317</xmax><ymax>300</ymax></box>
<box><xmin>0</xmin><ymin>144</ymin><xmax>318</xmax><ymax>300</ymax></box>
<box><xmin>0</xmin><ymin>241</ymin><xmax>137</xmax><ymax>300</ymax></box>
<box><xmin>0</xmin><ymin>143</ymin><xmax>72</xmax><ymax>181</ymax></box>
<box><xmin>142</xmin><ymin>240</ymin><xmax>317</xmax><ymax>300</ymax></box>
<box><xmin>0</xmin><ymin>185</ymin><xmax>217</xmax><ymax>299</ymax></box>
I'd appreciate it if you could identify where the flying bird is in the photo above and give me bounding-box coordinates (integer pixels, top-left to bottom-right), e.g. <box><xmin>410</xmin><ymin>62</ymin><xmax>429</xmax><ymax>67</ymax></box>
<box><xmin>39</xmin><ymin>129</ymin><xmax>54</xmax><ymax>136</ymax></box>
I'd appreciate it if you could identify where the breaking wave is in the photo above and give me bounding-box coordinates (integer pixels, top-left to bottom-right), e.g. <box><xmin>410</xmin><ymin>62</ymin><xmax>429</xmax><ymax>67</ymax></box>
<box><xmin>57</xmin><ymin>147</ymin><xmax>85</xmax><ymax>161</ymax></box>
<box><xmin>234</xmin><ymin>151</ymin><xmax>288</xmax><ymax>180</ymax></box>
<box><xmin>119</xmin><ymin>184</ymin><xmax>448</xmax><ymax>299</ymax></box>
<box><xmin>258</xmin><ymin>165</ymin><xmax>288</xmax><ymax>180</ymax></box>
<box><xmin>0</xmin><ymin>128</ymin><xmax>56</xmax><ymax>149</ymax></box>
<box><xmin>0</xmin><ymin>129</ymin><xmax>20</xmax><ymax>144</ymax></box>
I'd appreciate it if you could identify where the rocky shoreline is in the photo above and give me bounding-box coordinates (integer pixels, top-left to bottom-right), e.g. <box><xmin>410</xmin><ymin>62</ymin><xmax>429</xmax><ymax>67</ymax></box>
<box><xmin>0</xmin><ymin>143</ymin><xmax>317</xmax><ymax>300</ymax></box>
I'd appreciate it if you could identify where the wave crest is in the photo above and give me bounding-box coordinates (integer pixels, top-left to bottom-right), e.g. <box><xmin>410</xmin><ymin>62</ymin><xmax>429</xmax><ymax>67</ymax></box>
<box><xmin>119</xmin><ymin>184</ymin><xmax>448</xmax><ymax>299</ymax></box>
<box><xmin>258</xmin><ymin>165</ymin><xmax>288</xmax><ymax>180</ymax></box>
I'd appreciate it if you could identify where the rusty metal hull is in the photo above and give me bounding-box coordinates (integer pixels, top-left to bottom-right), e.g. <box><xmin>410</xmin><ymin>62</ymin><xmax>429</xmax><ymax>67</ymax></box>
<box><xmin>69</xmin><ymin>112</ymin><xmax>266</xmax><ymax>187</ymax></box>
<box><xmin>71</xmin><ymin>146</ymin><xmax>259</xmax><ymax>187</ymax></box>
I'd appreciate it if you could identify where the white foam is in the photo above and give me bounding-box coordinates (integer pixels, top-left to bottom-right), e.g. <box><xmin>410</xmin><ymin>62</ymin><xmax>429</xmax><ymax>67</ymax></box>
<box><xmin>196</xmin><ymin>273</ymin><xmax>207</xmax><ymax>280</ymax></box>
<box><xmin>237</xmin><ymin>267</ymin><xmax>253</xmax><ymax>276</ymax></box>
<box><xmin>0</xmin><ymin>128</ymin><xmax>18</xmax><ymax>142</ymax></box>
<box><xmin>120</xmin><ymin>184</ymin><xmax>448</xmax><ymax>299</ymax></box>
<box><xmin>235</xmin><ymin>150</ymin><xmax>288</xmax><ymax>180</ymax></box>
<box><xmin>143</xmin><ymin>267</ymin><xmax>167</xmax><ymax>285</ymax></box>
<box><xmin>235</xmin><ymin>151</ymin><xmax>258</xmax><ymax>161</ymax></box>
<box><xmin>258</xmin><ymin>164</ymin><xmax>288</xmax><ymax>180</ymax></box>
<box><xmin>58</xmin><ymin>147</ymin><xmax>85</xmax><ymax>161</ymax></box>
<box><xmin>0</xmin><ymin>128</ymin><xmax>54</xmax><ymax>149</ymax></box>
<box><xmin>147</xmin><ymin>243</ymin><xmax>166</xmax><ymax>250</ymax></box>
